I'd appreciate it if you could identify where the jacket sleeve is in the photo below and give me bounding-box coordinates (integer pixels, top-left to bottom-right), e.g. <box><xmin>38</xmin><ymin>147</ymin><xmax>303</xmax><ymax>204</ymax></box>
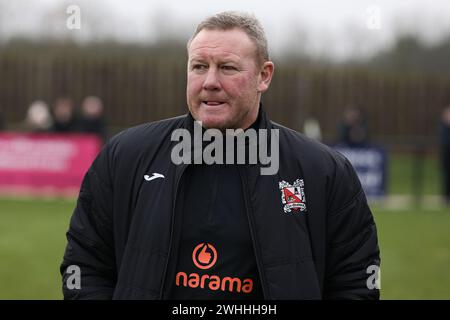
<box><xmin>60</xmin><ymin>143</ymin><xmax>117</xmax><ymax>299</ymax></box>
<box><xmin>323</xmin><ymin>156</ymin><xmax>381</xmax><ymax>300</ymax></box>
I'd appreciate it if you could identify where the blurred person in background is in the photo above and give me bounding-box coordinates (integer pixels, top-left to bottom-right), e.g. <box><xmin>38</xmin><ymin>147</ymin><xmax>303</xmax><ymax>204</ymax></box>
<box><xmin>78</xmin><ymin>96</ymin><xmax>107</xmax><ymax>141</ymax></box>
<box><xmin>339</xmin><ymin>106</ymin><xmax>369</xmax><ymax>147</ymax></box>
<box><xmin>303</xmin><ymin>116</ymin><xmax>322</xmax><ymax>141</ymax></box>
<box><xmin>25</xmin><ymin>100</ymin><xmax>53</xmax><ymax>133</ymax></box>
<box><xmin>440</xmin><ymin>104</ymin><xmax>450</xmax><ymax>205</ymax></box>
<box><xmin>51</xmin><ymin>97</ymin><xmax>79</xmax><ymax>133</ymax></box>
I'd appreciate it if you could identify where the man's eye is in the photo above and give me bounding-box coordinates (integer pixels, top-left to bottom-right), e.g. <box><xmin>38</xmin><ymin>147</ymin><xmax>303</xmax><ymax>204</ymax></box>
<box><xmin>192</xmin><ymin>64</ymin><xmax>207</xmax><ymax>70</ymax></box>
<box><xmin>221</xmin><ymin>65</ymin><xmax>237</xmax><ymax>71</ymax></box>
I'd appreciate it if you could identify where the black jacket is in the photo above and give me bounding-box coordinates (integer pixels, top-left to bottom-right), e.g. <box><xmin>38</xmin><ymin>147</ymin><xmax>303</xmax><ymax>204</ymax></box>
<box><xmin>61</xmin><ymin>107</ymin><xmax>380</xmax><ymax>299</ymax></box>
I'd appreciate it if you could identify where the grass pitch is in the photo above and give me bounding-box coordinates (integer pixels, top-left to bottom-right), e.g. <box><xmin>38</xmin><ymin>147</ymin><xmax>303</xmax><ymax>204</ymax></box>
<box><xmin>0</xmin><ymin>197</ymin><xmax>449</xmax><ymax>299</ymax></box>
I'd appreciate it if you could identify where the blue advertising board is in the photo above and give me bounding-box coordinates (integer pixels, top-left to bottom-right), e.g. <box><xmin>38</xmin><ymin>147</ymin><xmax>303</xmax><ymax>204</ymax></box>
<box><xmin>333</xmin><ymin>145</ymin><xmax>387</xmax><ymax>199</ymax></box>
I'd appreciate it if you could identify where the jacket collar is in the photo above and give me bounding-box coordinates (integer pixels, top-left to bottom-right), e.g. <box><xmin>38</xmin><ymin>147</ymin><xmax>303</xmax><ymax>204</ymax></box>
<box><xmin>172</xmin><ymin>104</ymin><xmax>274</xmax><ymax>174</ymax></box>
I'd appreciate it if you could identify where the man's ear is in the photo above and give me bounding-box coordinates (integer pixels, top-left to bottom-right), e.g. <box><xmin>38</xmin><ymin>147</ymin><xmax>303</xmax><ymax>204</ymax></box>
<box><xmin>257</xmin><ymin>61</ymin><xmax>275</xmax><ymax>93</ymax></box>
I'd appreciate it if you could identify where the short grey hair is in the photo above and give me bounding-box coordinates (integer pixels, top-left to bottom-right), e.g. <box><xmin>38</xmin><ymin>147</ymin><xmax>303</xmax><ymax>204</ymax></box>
<box><xmin>188</xmin><ymin>11</ymin><xmax>269</xmax><ymax>66</ymax></box>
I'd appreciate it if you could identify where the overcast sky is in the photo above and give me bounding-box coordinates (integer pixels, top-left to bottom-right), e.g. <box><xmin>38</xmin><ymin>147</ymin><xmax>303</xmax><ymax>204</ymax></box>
<box><xmin>2</xmin><ymin>0</ymin><xmax>450</xmax><ymax>60</ymax></box>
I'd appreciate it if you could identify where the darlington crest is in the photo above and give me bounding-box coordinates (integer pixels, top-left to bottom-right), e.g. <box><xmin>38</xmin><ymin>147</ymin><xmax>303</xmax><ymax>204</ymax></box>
<box><xmin>279</xmin><ymin>179</ymin><xmax>307</xmax><ymax>213</ymax></box>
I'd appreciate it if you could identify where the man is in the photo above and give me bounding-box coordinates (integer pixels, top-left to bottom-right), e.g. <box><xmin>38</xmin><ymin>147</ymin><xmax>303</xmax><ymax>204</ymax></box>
<box><xmin>78</xmin><ymin>96</ymin><xmax>107</xmax><ymax>142</ymax></box>
<box><xmin>61</xmin><ymin>11</ymin><xmax>380</xmax><ymax>300</ymax></box>
<box><xmin>440</xmin><ymin>104</ymin><xmax>450</xmax><ymax>205</ymax></box>
<box><xmin>51</xmin><ymin>97</ymin><xmax>79</xmax><ymax>133</ymax></box>
<box><xmin>339</xmin><ymin>106</ymin><xmax>370</xmax><ymax>147</ymax></box>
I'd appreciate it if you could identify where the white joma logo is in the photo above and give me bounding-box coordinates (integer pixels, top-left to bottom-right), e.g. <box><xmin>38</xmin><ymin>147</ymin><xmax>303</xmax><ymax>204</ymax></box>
<box><xmin>144</xmin><ymin>173</ymin><xmax>165</xmax><ymax>181</ymax></box>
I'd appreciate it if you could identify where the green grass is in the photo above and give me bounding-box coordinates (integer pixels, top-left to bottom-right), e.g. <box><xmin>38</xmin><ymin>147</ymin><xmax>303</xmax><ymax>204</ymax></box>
<box><xmin>0</xmin><ymin>197</ymin><xmax>74</xmax><ymax>299</ymax></box>
<box><xmin>388</xmin><ymin>153</ymin><xmax>441</xmax><ymax>195</ymax></box>
<box><xmin>373</xmin><ymin>206</ymin><xmax>450</xmax><ymax>299</ymax></box>
<box><xmin>1</xmin><ymin>197</ymin><xmax>450</xmax><ymax>299</ymax></box>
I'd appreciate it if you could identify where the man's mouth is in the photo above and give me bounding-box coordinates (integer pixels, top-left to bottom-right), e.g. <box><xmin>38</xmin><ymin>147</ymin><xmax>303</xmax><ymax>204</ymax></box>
<box><xmin>202</xmin><ymin>101</ymin><xmax>226</xmax><ymax>106</ymax></box>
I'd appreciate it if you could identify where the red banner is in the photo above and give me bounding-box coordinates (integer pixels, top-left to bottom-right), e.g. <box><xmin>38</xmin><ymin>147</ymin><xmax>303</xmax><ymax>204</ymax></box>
<box><xmin>0</xmin><ymin>133</ymin><xmax>101</xmax><ymax>197</ymax></box>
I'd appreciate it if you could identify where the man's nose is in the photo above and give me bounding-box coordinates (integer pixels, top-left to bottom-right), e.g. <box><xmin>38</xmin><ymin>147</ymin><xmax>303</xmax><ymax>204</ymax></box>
<box><xmin>202</xmin><ymin>68</ymin><xmax>221</xmax><ymax>91</ymax></box>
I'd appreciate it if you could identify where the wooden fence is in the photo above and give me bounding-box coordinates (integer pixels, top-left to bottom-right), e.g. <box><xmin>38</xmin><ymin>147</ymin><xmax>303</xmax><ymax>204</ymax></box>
<box><xmin>1</xmin><ymin>47</ymin><xmax>449</xmax><ymax>150</ymax></box>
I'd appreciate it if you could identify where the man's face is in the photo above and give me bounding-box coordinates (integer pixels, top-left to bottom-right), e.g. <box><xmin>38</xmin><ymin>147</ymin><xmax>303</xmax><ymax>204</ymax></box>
<box><xmin>186</xmin><ymin>28</ymin><xmax>273</xmax><ymax>130</ymax></box>
<box><xmin>54</xmin><ymin>100</ymin><xmax>74</xmax><ymax>122</ymax></box>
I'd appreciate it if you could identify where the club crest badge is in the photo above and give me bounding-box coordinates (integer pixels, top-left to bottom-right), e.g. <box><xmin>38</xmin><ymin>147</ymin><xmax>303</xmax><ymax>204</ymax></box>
<box><xmin>279</xmin><ymin>179</ymin><xmax>307</xmax><ymax>213</ymax></box>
